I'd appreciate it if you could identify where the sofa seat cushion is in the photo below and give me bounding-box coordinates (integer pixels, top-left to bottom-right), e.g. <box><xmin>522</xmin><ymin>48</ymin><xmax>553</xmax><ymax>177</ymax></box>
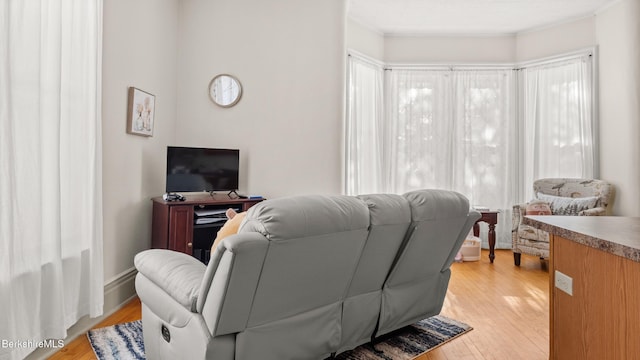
<box><xmin>536</xmin><ymin>193</ymin><xmax>598</xmax><ymax>215</ymax></box>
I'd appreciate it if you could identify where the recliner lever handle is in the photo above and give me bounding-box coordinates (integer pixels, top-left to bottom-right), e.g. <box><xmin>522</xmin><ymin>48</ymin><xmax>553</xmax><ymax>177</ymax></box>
<box><xmin>161</xmin><ymin>324</ymin><xmax>171</xmax><ymax>343</ymax></box>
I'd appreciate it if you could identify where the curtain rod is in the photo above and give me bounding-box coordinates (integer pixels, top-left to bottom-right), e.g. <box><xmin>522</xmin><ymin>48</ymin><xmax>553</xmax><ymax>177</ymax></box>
<box><xmin>517</xmin><ymin>47</ymin><xmax>595</xmax><ymax>69</ymax></box>
<box><xmin>350</xmin><ymin>47</ymin><xmax>596</xmax><ymax>72</ymax></box>
<box><xmin>347</xmin><ymin>49</ymin><xmax>385</xmax><ymax>68</ymax></box>
<box><xmin>384</xmin><ymin>65</ymin><xmax>514</xmax><ymax>71</ymax></box>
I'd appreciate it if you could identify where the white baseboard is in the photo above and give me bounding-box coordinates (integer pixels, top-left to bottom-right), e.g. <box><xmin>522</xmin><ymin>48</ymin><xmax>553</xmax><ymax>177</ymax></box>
<box><xmin>25</xmin><ymin>267</ymin><xmax>138</xmax><ymax>360</ymax></box>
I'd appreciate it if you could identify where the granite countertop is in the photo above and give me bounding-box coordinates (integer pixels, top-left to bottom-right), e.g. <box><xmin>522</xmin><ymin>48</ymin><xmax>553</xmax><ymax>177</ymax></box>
<box><xmin>523</xmin><ymin>216</ymin><xmax>640</xmax><ymax>263</ymax></box>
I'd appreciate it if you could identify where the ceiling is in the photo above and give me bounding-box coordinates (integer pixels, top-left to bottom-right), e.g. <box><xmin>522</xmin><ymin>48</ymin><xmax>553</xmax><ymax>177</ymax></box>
<box><xmin>348</xmin><ymin>0</ymin><xmax>618</xmax><ymax>35</ymax></box>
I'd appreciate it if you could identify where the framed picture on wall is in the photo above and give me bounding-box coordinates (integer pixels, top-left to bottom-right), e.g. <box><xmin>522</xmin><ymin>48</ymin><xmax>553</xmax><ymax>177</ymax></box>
<box><xmin>126</xmin><ymin>87</ymin><xmax>155</xmax><ymax>137</ymax></box>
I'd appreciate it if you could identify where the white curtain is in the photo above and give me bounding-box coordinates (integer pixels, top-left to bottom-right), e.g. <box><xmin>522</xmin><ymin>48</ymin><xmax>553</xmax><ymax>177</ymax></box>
<box><xmin>0</xmin><ymin>1</ymin><xmax>103</xmax><ymax>359</ymax></box>
<box><xmin>345</xmin><ymin>55</ymin><xmax>385</xmax><ymax>195</ymax></box>
<box><xmin>452</xmin><ymin>70</ymin><xmax>517</xmax><ymax>248</ymax></box>
<box><xmin>520</xmin><ymin>55</ymin><xmax>595</xmax><ymax>200</ymax></box>
<box><xmin>346</xmin><ymin>52</ymin><xmax>595</xmax><ymax>249</ymax></box>
<box><xmin>384</xmin><ymin>69</ymin><xmax>453</xmax><ymax>192</ymax></box>
<box><xmin>383</xmin><ymin>68</ymin><xmax>515</xmax><ymax>248</ymax></box>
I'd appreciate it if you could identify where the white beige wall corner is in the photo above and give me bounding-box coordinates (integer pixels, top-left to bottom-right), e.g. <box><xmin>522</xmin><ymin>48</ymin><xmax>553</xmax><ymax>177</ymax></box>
<box><xmin>101</xmin><ymin>0</ymin><xmax>179</xmax><ymax>303</ymax></box>
<box><xmin>596</xmin><ymin>0</ymin><xmax>640</xmax><ymax>215</ymax></box>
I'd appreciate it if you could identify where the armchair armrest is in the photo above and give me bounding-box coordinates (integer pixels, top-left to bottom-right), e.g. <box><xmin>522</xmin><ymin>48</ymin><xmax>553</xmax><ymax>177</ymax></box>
<box><xmin>135</xmin><ymin>249</ymin><xmax>206</xmax><ymax>312</ymax></box>
<box><xmin>579</xmin><ymin>207</ymin><xmax>606</xmax><ymax>216</ymax></box>
<box><xmin>512</xmin><ymin>203</ymin><xmax>527</xmax><ymax>232</ymax></box>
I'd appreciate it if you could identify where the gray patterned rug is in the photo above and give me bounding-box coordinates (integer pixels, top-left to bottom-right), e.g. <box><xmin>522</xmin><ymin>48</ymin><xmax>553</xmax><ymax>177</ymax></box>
<box><xmin>87</xmin><ymin>315</ymin><xmax>471</xmax><ymax>360</ymax></box>
<box><xmin>334</xmin><ymin>316</ymin><xmax>472</xmax><ymax>360</ymax></box>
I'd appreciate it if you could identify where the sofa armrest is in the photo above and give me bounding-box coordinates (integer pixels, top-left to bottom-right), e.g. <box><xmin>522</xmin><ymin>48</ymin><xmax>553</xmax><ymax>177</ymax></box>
<box><xmin>579</xmin><ymin>207</ymin><xmax>606</xmax><ymax>216</ymax></box>
<box><xmin>134</xmin><ymin>249</ymin><xmax>206</xmax><ymax>312</ymax></box>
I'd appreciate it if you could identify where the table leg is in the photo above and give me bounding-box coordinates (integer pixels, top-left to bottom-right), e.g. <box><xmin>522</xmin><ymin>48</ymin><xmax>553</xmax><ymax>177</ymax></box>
<box><xmin>473</xmin><ymin>222</ymin><xmax>480</xmax><ymax>237</ymax></box>
<box><xmin>488</xmin><ymin>223</ymin><xmax>496</xmax><ymax>263</ymax></box>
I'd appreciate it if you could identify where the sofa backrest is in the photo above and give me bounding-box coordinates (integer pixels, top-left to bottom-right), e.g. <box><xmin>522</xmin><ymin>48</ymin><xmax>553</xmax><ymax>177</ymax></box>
<box><xmin>202</xmin><ymin>195</ymin><xmax>370</xmax><ymax>360</ymax></box>
<box><xmin>196</xmin><ymin>190</ymin><xmax>478</xmax><ymax>360</ymax></box>
<box><xmin>376</xmin><ymin>190</ymin><xmax>480</xmax><ymax>337</ymax></box>
<box><xmin>337</xmin><ymin>194</ymin><xmax>412</xmax><ymax>353</ymax></box>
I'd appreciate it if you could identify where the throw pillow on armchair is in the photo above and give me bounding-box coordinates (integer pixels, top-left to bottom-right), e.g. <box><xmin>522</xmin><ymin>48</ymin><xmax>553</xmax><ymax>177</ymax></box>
<box><xmin>536</xmin><ymin>193</ymin><xmax>598</xmax><ymax>215</ymax></box>
<box><xmin>525</xmin><ymin>200</ymin><xmax>552</xmax><ymax>215</ymax></box>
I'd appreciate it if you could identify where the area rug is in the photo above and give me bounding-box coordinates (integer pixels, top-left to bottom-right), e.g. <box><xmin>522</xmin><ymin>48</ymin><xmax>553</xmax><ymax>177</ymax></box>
<box><xmin>334</xmin><ymin>316</ymin><xmax>472</xmax><ymax>360</ymax></box>
<box><xmin>87</xmin><ymin>320</ymin><xmax>144</xmax><ymax>360</ymax></box>
<box><xmin>87</xmin><ymin>315</ymin><xmax>471</xmax><ymax>360</ymax></box>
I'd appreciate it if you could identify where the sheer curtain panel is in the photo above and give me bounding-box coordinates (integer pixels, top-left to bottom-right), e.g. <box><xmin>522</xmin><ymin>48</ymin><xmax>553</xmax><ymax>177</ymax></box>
<box><xmin>384</xmin><ymin>69</ymin><xmax>454</xmax><ymax>193</ymax></box>
<box><xmin>451</xmin><ymin>70</ymin><xmax>517</xmax><ymax>249</ymax></box>
<box><xmin>0</xmin><ymin>1</ymin><xmax>103</xmax><ymax>359</ymax></box>
<box><xmin>384</xmin><ymin>68</ymin><xmax>515</xmax><ymax>248</ymax></box>
<box><xmin>345</xmin><ymin>52</ymin><xmax>595</xmax><ymax>250</ymax></box>
<box><xmin>345</xmin><ymin>55</ymin><xmax>385</xmax><ymax>195</ymax></box>
<box><xmin>520</xmin><ymin>55</ymin><xmax>595</xmax><ymax>200</ymax></box>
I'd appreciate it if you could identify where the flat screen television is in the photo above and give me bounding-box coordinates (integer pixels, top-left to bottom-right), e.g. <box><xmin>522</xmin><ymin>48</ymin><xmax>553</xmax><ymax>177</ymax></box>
<box><xmin>166</xmin><ymin>146</ymin><xmax>239</xmax><ymax>193</ymax></box>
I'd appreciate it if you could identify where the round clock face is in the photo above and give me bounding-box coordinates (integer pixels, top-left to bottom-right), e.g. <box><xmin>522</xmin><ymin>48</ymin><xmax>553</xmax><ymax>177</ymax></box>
<box><xmin>209</xmin><ymin>74</ymin><xmax>242</xmax><ymax>108</ymax></box>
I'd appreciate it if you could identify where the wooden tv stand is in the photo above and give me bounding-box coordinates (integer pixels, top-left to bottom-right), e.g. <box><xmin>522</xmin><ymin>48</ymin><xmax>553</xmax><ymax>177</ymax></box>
<box><xmin>151</xmin><ymin>193</ymin><xmax>263</xmax><ymax>262</ymax></box>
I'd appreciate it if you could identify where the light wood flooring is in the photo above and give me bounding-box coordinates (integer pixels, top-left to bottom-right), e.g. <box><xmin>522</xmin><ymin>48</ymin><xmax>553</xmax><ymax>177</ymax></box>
<box><xmin>49</xmin><ymin>297</ymin><xmax>142</xmax><ymax>360</ymax></box>
<box><xmin>50</xmin><ymin>249</ymin><xmax>549</xmax><ymax>360</ymax></box>
<box><xmin>419</xmin><ymin>250</ymin><xmax>549</xmax><ymax>360</ymax></box>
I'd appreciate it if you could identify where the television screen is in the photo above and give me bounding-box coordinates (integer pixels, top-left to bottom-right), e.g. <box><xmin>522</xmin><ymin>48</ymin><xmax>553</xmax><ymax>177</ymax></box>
<box><xmin>166</xmin><ymin>147</ymin><xmax>239</xmax><ymax>193</ymax></box>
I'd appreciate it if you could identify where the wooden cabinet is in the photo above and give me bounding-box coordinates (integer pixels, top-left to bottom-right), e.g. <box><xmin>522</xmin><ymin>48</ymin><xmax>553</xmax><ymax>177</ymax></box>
<box><xmin>551</xmin><ymin>234</ymin><xmax>640</xmax><ymax>359</ymax></box>
<box><xmin>524</xmin><ymin>216</ymin><xmax>640</xmax><ymax>360</ymax></box>
<box><xmin>151</xmin><ymin>194</ymin><xmax>263</xmax><ymax>262</ymax></box>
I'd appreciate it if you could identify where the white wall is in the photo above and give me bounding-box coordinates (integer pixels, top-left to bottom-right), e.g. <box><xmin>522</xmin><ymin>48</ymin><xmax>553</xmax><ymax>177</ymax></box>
<box><xmin>347</xmin><ymin>16</ymin><xmax>596</xmax><ymax>65</ymax></box>
<box><xmin>596</xmin><ymin>0</ymin><xmax>640</xmax><ymax>215</ymax></box>
<box><xmin>347</xmin><ymin>19</ymin><xmax>385</xmax><ymax>60</ymax></box>
<box><xmin>347</xmin><ymin>16</ymin><xmax>597</xmax><ymax>65</ymax></box>
<box><xmin>176</xmin><ymin>0</ymin><xmax>347</xmax><ymax>199</ymax></box>
<box><xmin>384</xmin><ymin>34</ymin><xmax>516</xmax><ymax>64</ymax></box>
<box><xmin>516</xmin><ymin>16</ymin><xmax>596</xmax><ymax>61</ymax></box>
<box><xmin>101</xmin><ymin>0</ymin><xmax>349</xmax><ymax>290</ymax></box>
<box><xmin>102</xmin><ymin>0</ymin><xmax>178</xmax><ymax>282</ymax></box>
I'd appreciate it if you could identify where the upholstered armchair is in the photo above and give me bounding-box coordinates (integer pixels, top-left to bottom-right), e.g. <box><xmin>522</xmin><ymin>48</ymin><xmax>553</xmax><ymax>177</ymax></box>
<box><xmin>512</xmin><ymin>178</ymin><xmax>615</xmax><ymax>266</ymax></box>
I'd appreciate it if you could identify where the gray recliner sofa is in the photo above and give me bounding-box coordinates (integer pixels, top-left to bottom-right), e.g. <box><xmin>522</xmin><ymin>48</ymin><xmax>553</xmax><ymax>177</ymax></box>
<box><xmin>134</xmin><ymin>189</ymin><xmax>481</xmax><ymax>360</ymax></box>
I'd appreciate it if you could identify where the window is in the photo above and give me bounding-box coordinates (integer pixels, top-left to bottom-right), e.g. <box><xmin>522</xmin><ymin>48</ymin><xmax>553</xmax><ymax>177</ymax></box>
<box><xmin>346</xmin><ymin>51</ymin><xmax>596</xmax><ymax>248</ymax></box>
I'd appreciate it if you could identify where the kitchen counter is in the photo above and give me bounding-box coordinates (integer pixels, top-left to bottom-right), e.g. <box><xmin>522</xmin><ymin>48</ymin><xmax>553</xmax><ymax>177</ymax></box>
<box><xmin>523</xmin><ymin>215</ymin><xmax>640</xmax><ymax>263</ymax></box>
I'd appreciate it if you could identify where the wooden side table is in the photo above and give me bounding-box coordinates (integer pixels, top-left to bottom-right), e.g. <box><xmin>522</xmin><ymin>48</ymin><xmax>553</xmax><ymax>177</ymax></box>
<box><xmin>473</xmin><ymin>210</ymin><xmax>499</xmax><ymax>263</ymax></box>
